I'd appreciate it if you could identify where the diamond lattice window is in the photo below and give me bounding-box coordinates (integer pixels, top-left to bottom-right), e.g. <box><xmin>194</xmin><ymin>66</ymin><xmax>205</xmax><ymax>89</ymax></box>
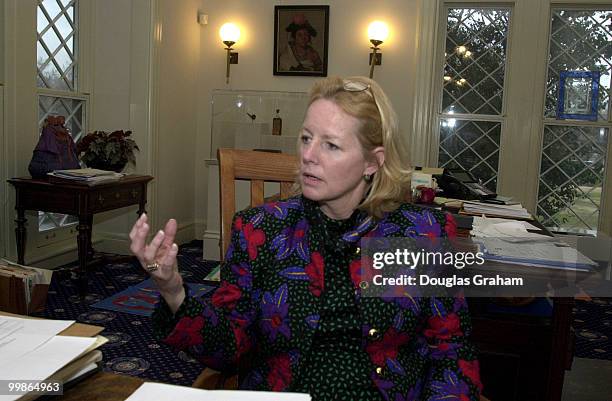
<box><xmin>538</xmin><ymin>9</ymin><xmax>611</xmax><ymax>234</ymax></box>
<box><xmin>438</xmin><ymin>7</ymin><xmax>511</xmax><ymax>189</ymax></box>
<box><xmin>545</xmin><ymin>10</ymin><xmax>612</xmax><ymax>121</ymax></box>
<box><xmin>439</xmin><ymin>120</ymin><xmax>500</xmax><ymax>190</ymax></box>
<box><xmin>37</xmin><ymin>0</ymin><xmax>77</xmax><ymax>91</ymax></box>
<box><xmin>36</xmin><ymin>0</ymin><xmax>84</xmax><ymax>232</ymax></box>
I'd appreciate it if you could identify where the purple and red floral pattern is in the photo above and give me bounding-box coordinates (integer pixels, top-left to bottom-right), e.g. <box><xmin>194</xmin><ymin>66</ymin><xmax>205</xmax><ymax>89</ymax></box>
<box><xmin>152</xmin><ymin>196</ymin><xmax>481</xmax><ymax>400</ymax></box>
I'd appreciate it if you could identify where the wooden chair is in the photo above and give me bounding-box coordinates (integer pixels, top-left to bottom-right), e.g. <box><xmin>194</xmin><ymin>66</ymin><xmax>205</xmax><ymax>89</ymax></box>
<box><xmin>197</xmin><ymin>149</ymin><xmax>494</xmax><ymax>397</ymax></box>
<box><xmin>218</xmin><ymin>148</ymin><xmax>299</xmax><ymax>260</ymax></box>
<box><xmin>193</xmin><ymin>148</ymin><xmax>298</xmax><ymax>389</ymax></box>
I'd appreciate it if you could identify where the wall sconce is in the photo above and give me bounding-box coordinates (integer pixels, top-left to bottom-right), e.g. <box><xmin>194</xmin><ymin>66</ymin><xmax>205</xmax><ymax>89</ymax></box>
<box><xmin>367</xmin><ymin>21</ymin><xmax>389</xmax><ymax>79</ymax></box>
<box><xmin>219</xmin><ymin>23</ymin><xmax>240</xmax><ymax>84</ymax></box>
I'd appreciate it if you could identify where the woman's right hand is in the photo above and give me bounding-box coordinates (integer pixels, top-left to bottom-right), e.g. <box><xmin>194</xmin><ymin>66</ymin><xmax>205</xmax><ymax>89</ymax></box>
<box><xmin>129</xmin><ymin>213</ymin><xmax>185</xmax><ymax>313</ymax></box>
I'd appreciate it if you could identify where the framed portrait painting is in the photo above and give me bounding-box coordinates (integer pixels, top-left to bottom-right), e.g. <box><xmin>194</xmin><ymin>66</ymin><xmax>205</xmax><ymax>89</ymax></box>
<box><xmin>273</xmin><ymin>5</ymin><xmax>329</xmax><ymax>77</ymax></box>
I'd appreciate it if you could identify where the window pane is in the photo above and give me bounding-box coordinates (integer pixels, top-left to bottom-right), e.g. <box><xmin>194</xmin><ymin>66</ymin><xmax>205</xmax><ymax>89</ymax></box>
<box><xmin>37</xmin><ymin>94</ymin><xmax>84</xmax><ymax>232</ymax></box>
<box><xmin>38</xmin><ymin>95</ymin><xmax>85</xmax><ymax>141</ymax></box>
<box><xmin>442</xmin><ymin>8</ymin><xmax>511</xmax><ymax>115</ymax></box>
<box><xmin>438</xmin><ymin>119</ymin><xmax>500</xmax><ymax>190</ymax></box>
<box><xmin>37</xmin><ymin>0</ymin><xmax>77</xmax><ymax>91</ymax></box>
<box><xmin>537</xmin><ymin>125</ymin><xmax>608</xmax><ymax>232</ymax></box>
<box><xmin>545</xmin><ymin>9</ymin><xmax>612</xmax><ymax>120</ymax></box>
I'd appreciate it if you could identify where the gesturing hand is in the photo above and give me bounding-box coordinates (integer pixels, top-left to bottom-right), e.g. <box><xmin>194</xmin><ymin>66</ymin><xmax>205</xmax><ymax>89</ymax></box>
<box><xmin>129</xmin><ymin>213</ymin><xmax>185</xmax><ymax>312</ymax></box>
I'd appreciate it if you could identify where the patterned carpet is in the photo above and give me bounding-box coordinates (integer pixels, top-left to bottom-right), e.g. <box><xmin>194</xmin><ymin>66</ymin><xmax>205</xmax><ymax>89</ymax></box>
<box><xmin>573</xmin><ymin>298</ymin><xmax>612</xmax><ymax>361</ymax></box>
<box><xmin>35</xmin><ymin>241</ymin><xmax>218</xmax><ymax>386</ymax></box>
<box><xmin>34</xmin><ymin>241</ymin><xmax>611</xmax><ymax>387</ymax></box>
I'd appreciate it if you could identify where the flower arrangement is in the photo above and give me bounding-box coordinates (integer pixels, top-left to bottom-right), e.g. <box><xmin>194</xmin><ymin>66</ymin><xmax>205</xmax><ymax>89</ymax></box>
<box><xmin>77</xmin><ymin>130</ymin><xmax>139</xmax><ymax>172</ymax></box>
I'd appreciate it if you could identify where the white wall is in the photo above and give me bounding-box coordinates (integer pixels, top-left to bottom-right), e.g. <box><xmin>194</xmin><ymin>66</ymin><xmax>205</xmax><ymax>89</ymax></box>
<box><xmin>0</xmin><ymin>0</ymin><xmax>5</xmax><ymax>259</ymax></box>
<box><xmin>88</xmin><ymin>0</ymin><xmax>156</xmax><ymax>254</ymax></box>
<box><xmin>3</xmin><ymin>0</ymin><xmax>38</xmax><ymax>262</ymax></box>
<box><xmin>0</xmin><ymin>0</ymin><xmax>157</xmax><ymax>263</ymax></box>
<box><xmin>1</xmin><ymin>0</ymin><xmax>424</xmax><ymax>262</ymax></box>
<box><xmin>0</xmin><ymin>0</ymin><xmax>4</xmax><ymax>84</ymax></box>
<box><xmin>150</xmin><ymin>0</ymin><xmax>200</xmax><ymax>243</ymax></box>
<box><xmin>195</xmin><ymin>0</ymin><xmax>423</xmax><ymax>241</ymax></box>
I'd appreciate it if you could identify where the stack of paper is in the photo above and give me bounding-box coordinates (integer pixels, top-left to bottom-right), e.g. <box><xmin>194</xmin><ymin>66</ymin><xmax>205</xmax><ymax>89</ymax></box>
<box><xmin>47</xmin><ymin>168</ymin><xmax>124</xmax><ymax>185</ymax></box>
<box><xmin>0</xmin><ymin>315</ymin><xmax>106</xmax><ymax>401</ymax></box>
<box><xmin>477</xmin><ymin>237</ymin><xmax>598</xmax><ymax>271</ymax></box>
<box><xmin>471</xmin><ymin>217</ymin><xmax>549</xmax><ymax>242</ymax></box>
<box><xmin>126</xmin><ymin>382</ymin><xmax>311</xmax><ymax>401</ymax></box>
<box><xmin>462</xmin><ymin>200</ymin><xmax>532</xmax><ymax>220</ymax></box>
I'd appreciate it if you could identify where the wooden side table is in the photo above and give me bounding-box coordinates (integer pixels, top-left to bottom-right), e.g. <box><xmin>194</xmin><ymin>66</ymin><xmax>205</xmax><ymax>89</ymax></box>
<box><xmin>8</xmin><ymin>175</ymin><xmax>153</xmax><ymax>294</ymax></box>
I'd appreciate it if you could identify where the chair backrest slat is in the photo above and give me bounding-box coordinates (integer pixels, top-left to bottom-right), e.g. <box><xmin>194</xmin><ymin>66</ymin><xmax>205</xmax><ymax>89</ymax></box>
<box><xmin>250</xmin><ymin>180</ymin><xmax>265</xmax><ymax>207</ymax></box>
<box><xmin>218</xmin><ymin>148</ymin><xmax>298</xmax><ymax>260</ymax></box>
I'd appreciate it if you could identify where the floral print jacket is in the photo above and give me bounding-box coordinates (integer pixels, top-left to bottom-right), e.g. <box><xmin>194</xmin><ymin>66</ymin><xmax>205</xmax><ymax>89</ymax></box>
<box><xmin>152</xmin><ymin>196</ymin><xmax>482</xmax><ymax>400</ymax></box>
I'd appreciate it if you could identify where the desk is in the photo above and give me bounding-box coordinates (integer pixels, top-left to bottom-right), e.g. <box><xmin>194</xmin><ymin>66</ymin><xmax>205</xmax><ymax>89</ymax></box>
<box><xmin>60</xmin><ymin>371</ymin><xmax>144</xmax><ymax>401</ymax></box>
<box><xmin>450</xmin><ymin>214</ymin><xmax>573</xmax><ymax>401</ymax></box>
<box><xmin>8</xmin><ymin>175</ymin><xmax>153</xmax><ymax>294</ymax></box>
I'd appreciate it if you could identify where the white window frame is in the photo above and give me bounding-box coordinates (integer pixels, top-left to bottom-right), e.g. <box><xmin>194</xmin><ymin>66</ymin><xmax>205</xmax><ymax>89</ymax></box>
<box><xmin>412</xmin><ymin>0</ymin><xmax>612</xmax><ymax>235</ymax></box>
<box><xmin>35</xmin><ymin>0</ymin><xmax>93</xmax><ymax>246</ymax></box>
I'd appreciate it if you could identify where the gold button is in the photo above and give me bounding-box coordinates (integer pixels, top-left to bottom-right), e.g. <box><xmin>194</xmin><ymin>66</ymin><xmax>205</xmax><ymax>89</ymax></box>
<box><xmin>359</xmin><ymin>281</ymin><xmax>368</xmax><ymax>290</ymax></box>
<box><xmin>375</xmin><ymin>366</ymin><xmax>384</xmax><ymax>376</ymax></box>
<box><xmin>355</xmin><ymin>247</ymin><xmax>361</xmax><ymax>255</ymax></box>
<box><xmin>368</xmin><ymin>328</ymin><xmax>379</xmax><ymax>339</ymax></box>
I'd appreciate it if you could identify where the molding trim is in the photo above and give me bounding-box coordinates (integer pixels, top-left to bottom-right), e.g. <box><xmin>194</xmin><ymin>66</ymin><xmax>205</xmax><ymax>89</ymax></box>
<box><xmin>9</xmin><ymin>237</ymin><xmax>103</xmax><ymax>269</ymax></box>
<box><xmin>145</xmin><ymin>0</ymin><xmax>161</xmax><ymax>230</ymax></box>
<box><xmin>95</xmin><ymin>220</ymin><xmax>197</xmax><ymax>254</ymax></box>
<box><xmin>410</xmin><ymin>0</ymin><xmax>441</xmax><ymax>167</ymax></box>
<box><xmin>203</xmin><ymin>229</ymin><xmax>220</xmax><ymax>261</ymax></box>
<box><xmin>194</xmin><ymin>218</ymin><xmax>206</xmax><ymax>240</ymax></box>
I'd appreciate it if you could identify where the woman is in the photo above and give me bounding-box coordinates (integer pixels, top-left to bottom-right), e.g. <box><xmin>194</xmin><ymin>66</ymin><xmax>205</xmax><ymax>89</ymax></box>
<box><xmin>278</xmin><ymin>14</ymin><xmax>323</xmax><ymax>72</ymax></box>
<box><xmin>130</xmin><ymin>76</ymin><xmax>482</xmax><ymax>400</ymax></box>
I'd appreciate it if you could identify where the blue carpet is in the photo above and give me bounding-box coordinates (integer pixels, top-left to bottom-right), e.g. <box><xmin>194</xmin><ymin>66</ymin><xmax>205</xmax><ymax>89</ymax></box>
<box><xmin>35</xmin><ymin>241</ymin><xmax>218</xmax><ymax>386</ymax></box>
<box><xmin>90</xmin><ymin>278</ymin><xmax>215</xmax><ymax>317</ymax></box>
<box><xmin>34</xmin><ymin>241</ymin><xmax>611</xmax><ymax>387</ymax></box>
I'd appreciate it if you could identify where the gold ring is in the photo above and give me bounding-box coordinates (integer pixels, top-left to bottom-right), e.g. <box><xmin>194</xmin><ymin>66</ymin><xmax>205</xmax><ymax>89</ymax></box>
<box><xmin>145</xmin><ymin>262</ymin><xmax>159</xmax><ymax>272</ymax></box>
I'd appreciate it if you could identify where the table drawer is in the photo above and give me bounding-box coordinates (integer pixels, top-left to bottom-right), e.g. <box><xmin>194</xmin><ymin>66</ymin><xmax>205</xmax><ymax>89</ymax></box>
<box><xmin>89</xmin><ymin>185</ymin><xmax>142</xmax><ymax>212</ymax></box>
<box><xmin>19</xmin><ymin>188</ymin><xmax>79</xmax><ymax>214</ymax></box>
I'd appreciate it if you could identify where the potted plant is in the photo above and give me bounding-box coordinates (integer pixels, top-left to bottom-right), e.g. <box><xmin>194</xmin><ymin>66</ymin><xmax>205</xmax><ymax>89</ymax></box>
<box><xmin>77</xmin><ymin>130</ymin><xmax>139</xmax><ymax>172</ymax></box>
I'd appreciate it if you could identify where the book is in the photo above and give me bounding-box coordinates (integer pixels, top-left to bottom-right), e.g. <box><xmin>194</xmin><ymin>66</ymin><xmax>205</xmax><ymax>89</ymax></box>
<box><xmin>51</xmin><ymin>168</ymin><xmax>117</xmax><ymax>178</ymax></box>
<box><xmin>47</xmin><ymin>170</ymin><xmax>125</xmax><ymax>186</ymax></box>
<box><xmin>461</xmin><ymin>200</ymin><xmax>532</xmax><ymax>220</ymax></box>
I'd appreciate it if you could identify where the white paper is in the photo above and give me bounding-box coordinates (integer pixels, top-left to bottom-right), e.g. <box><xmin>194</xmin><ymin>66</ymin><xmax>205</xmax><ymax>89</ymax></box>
<box><xmin>478</xmin><ymin>237</ymin><xmax>597</xmax><ymax>269</ymax></box>
<box><xmin>0</xmin><ymin>336</ymin><xmax>96</xmax><ymax>401</ymax></box>
<box><xmin>126</xmin><ymin>382</ymin><xmax>311</xmax><ymax>401</ymax></box>
<box><xmin>0</xmin><ymin>316</ymin><xmax>74</xmax><ymax>362</ymax></box>
<box><xmin>471</xmin><ymin>217</ymin><xmax>547</xmax><ymax>242</ymax></box>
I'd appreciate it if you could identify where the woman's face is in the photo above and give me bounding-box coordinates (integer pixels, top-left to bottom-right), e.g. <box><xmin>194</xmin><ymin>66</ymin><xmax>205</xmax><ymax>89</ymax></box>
<box><xmin>299</xmin><ymin>99</ymin><xmax>380</xmax><ymax>219</ymax></box>
<box><xmin>294</xmin><ymin>29</ymin><xmax>311</xmax><ymax>47</ymax></box>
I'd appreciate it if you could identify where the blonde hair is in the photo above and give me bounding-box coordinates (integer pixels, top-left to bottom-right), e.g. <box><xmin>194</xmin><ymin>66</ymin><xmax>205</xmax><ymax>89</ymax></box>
<box><xmin>306</xmin><ymin>76</ymin><xmax>412</xmax><ymax>218</ymax></box>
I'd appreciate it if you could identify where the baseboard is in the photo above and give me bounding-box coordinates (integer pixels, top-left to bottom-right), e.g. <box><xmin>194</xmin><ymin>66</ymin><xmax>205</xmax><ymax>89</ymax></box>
<box><xmin>6</xmin><ymin>237</ymin><xmax>105</xmax><ymax>270</ymax></box>
<box><xmin>94</xmin><ymin>221</ymin><xmax>198</xmax><ymax>255</ymax></box>
<box><xmin>203</xmin><ymin>229</ymin><xmax>220</xmax><ymax>261</ymax></box>
<box><xmin>195</xmin><ymin>218</ymin><xmax>206</xmax><ymax>242</ymax></box>
<box><xmin>12</xmin><ymin>221</ymin><xmax>199</xmax><ymax>268</ymax></box>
